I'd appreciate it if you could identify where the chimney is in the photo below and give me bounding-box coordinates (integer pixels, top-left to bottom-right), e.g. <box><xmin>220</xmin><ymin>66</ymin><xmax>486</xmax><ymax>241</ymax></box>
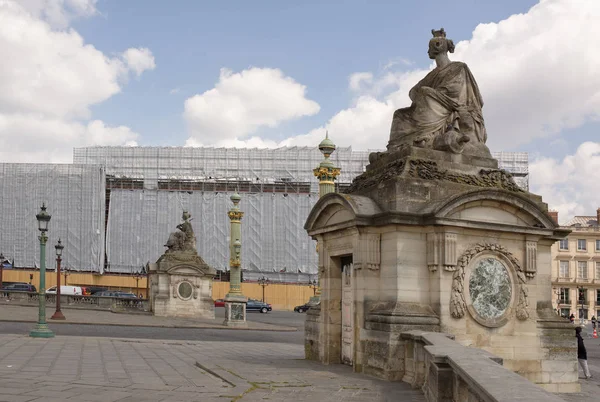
<box><xmin>548</xmin><ymin>210</ymin><xmax>559</xmax><ymax>225</ymax></box>
<box><xmin>597</xmin><ymin>207</ymin><xmax>600</xmax><ymax>226</ymax></box>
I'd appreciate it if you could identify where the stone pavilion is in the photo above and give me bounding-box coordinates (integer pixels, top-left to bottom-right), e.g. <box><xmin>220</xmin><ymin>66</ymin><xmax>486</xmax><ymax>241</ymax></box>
<box><xmin>304</xmin><ymin>28</ymin><xmax>577</xmax><ymax>392</ymax></box>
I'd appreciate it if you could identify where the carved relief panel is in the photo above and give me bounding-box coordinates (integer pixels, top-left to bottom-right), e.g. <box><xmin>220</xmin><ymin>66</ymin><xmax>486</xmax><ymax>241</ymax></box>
<box><xmin>427</xmin><ymin>232</ymin><xmax>457</xmax><ymax>272</ymax></box>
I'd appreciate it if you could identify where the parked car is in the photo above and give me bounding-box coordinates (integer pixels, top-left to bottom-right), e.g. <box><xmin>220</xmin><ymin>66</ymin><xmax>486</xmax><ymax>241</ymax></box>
<box><xmin>1</xmin><ymin>283</ymin><xmax>37</xmax><ymax>292</ymax></box>
<box><xmin>95</xmin><ymin>291</ymin><xmax>137</xmax><ymax>298</ymax></box>
<box><xmin>214</xmin><ymin>299</ymin><xmax>225</xmax><ymax>307</ymax></box>
<box><xmin>246</xmin><ymin>299</ymin><xmax>272</xmax><ymax>313</ymax></box>
<box><xmin>87</xmin><ymin>287</ymin><xmax>107</xmax><ymax>295</ymax></box>
<box><xmin>46</xmin><ymin>286</ymin><xmax>82</xmax><ymax>295</ymax></box>
<box><xmin>294</xmin><ymin>301</ymin><xmax>320</xmax><ymax>313</ymax></box>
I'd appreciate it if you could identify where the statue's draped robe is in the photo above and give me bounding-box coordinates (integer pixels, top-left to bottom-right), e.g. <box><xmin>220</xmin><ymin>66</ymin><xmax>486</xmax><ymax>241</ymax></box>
<box><xmin>388</xmin><ymin>61</ymin><xmax>486</xmax><ymax>150</ymax></box>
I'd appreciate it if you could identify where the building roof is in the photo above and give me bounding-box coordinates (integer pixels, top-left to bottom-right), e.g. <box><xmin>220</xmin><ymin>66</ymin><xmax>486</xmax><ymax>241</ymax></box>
<box><xmin>563</xmin><ymin>216</ymin><xmax>599</xmax><ymax>227</ymax></box>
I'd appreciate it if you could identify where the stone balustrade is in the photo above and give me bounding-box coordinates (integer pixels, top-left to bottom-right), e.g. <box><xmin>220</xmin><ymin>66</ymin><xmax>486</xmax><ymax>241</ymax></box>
<box><xmin>0</xmin><ymin>291</ymin><xmax>149</xmax><ymax>313</ymax></box>
<box><xmin>401</xmin><ymin>330</ymin><xmax>567</xmax><ymax>402</ymax></box>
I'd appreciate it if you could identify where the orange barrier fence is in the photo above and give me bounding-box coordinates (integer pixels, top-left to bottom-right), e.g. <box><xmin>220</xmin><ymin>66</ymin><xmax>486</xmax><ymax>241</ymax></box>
<box><xmin>2</xmin><ymin>270</ymin><xmax>315</xmax><ymax>310</ymax></box>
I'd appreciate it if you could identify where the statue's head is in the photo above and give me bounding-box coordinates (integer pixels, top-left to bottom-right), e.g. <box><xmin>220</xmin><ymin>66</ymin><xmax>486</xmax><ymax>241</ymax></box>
<box><xmin>428</xmin><ymin>28</ymin><xmax>455</xmax><ymax>59</ymax></box>
<box><xmin>182</xmin><ymin>210</ymin><xmax>191</xmax><ymax>221</ymax></box>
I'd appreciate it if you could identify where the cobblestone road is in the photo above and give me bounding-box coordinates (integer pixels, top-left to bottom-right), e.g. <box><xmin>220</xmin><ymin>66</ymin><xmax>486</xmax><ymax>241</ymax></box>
<box><xmin>0</xmin><ymin>334</ymin><xmax>425</xmax><ymax>402</ymax></box>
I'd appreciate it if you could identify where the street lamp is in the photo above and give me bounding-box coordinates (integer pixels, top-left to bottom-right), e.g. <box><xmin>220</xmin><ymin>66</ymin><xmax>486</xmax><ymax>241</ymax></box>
<box><xmin>258</xmin><ymin>276</ymin><xmax>269</xmax><ymax>302</ymax></box>
<box><xmin>63</xmin><ymin>265</ymin><xmax>69</xmax><ymax>286</ymax></box>
<box><xmin>133</xmin><ymin>268</ymin><xmax>145</xmax><ymax>298</ymax></box>
<box><xmin>51</xmin><ymin>239</ymin><xmax>65</xmax><ymax>320</ymax></box>
<box><xmin>309</xmin><ymin>279</ymin><xmax>318</xmax><ymax>296</ymax></box>
<box><xmin>30</xmin><ymin>203</ymin><xmax>54</xmax><ymax>338</ymax></box>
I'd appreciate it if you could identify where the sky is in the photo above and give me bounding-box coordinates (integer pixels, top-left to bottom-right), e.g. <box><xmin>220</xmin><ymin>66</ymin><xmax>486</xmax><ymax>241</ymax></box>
<box><xmin>0</xmin><ymin>0</ymin><xmax>599</xmax><ymax>222</ymax></box>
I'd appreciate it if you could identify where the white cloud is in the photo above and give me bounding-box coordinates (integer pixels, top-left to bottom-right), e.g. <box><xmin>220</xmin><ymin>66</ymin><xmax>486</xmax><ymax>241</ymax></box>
<box><xmin>19</xmin><ymin>0</ymin><xmax>98</xmax><ymax>29</ymax></box>
<box><xmin>122</xmin><ymin>47</ymin><xmax>156</xmax><ymax>77</ymax></box>
<box><xmin>349</xmin><ymin>72</ymin><xmax>373</xmax><ymax>92</ymax></box>
<box><xmin>0</xmin><ymin>114</ymin><xmax>139</xmax><ymax>163</ymax></box>
<box><xmin>248</xmin><ymin>0</ymin><xmax>600</xmax><ymax>215</ymax></box>
<box><xmin>263</xmin><ymin>0</ymin><xmax>600</xmax><ymax>154</ymax></box>
<box><xmin>529</xmin><ymin>142</ymin><xmax>600</xmax><ymax>222</ymax></box>
<box><xmin>169</xmin><ymin>88</ymin><xmax>180</xmax><ymax>95</ymax></box>
<box><xmin>183</xmin><ymin>67</ymin><xmax>320</xmax><ymax>145</ymax></box>
<box><xmin>0</xmin><ymin>0</ymin><xmax>152</xmax><ymax>162</ymax></box>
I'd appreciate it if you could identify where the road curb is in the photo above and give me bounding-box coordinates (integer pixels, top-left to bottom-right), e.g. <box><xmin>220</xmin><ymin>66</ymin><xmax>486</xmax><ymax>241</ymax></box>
<box><xmin>0</xmin><ymin>317</ymin><xmax>297</xmax><ymax>332</ymax></box>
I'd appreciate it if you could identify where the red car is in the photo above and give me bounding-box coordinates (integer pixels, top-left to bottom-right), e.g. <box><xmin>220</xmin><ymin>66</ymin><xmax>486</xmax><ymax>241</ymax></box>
<box><xmin>214</xmin><ymin>299</ymin><xmax>225</xmax><ymax>307</ymax></box>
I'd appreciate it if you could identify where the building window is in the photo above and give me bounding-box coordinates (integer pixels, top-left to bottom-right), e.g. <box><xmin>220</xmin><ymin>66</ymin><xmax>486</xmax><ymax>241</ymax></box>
<box><xmin>578</xmin><ymin>261</ymin><xmax>588</xmax><ymax>279</ymax></box>
<box><xmin>597</xmin><ymin>261</ymin><xmax>600</xmax><ymax>280</ymax></box>
<box><xmin>578</xmin><ymin>288</ymin><xmax>587</xmax><ymax>303</ymax></box>
<box><xmin>597</xmin><ymin>289</ymin><xmax>600</xmax><ymax>304</ymax></box>
<box><xmin>596</xmin><ymin>239</ymin><xmax>600</xmax><ymax>251</ymax></box>
<box><xmin>559</xmin><ymin>261</ymin><xmax>570</xmax><ymax>278</ymax></box>
<box><xmin>578</xmin><ymin>239</ymin><xmax>587</xmax><ymax>251</ymax></box>
<box><xmin>560</xmin><ymin>288</ymin><xmax>570</xmax><ymax>304</ymax></box>
<box><xmin>559</xmin><ymin>239</ymin><xmax>569</xmax><ymax>250</ymax></box>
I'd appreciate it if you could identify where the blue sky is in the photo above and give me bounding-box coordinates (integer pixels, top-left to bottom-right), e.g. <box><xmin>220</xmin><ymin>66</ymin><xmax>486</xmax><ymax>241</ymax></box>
<box><xmin>1</xmin><ymin>0</ymin><xmax>599</xmax><ymax>219</ymax></box>
<box><xmin>79</xmin><ymin>0</ymin><xmax>541</xmax><ymax>146</ymax></box>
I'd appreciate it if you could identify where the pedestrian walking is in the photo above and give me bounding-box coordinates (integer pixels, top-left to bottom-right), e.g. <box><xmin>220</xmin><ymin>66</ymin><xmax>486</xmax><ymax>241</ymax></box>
<box><xmin>592</xmin><ymin>315</ymin><xmax>597</xmax><ymax>329</ymax></box>
<box><xmin>570</xmin><ymin>313</ymin><xmax>575</xmax><ymax>324</ymax></box>
<box><xmin>576</xmin><ymin>327</ymin><xmax>592</xmax><ymax>379</ymax></box>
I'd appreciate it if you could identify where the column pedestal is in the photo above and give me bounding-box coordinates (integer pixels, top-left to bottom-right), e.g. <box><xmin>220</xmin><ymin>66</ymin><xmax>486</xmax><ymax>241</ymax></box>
<box><xmin>224</xmin><ymin>294</ymin><xmax>248</xmax><ymax>327</ymax></box>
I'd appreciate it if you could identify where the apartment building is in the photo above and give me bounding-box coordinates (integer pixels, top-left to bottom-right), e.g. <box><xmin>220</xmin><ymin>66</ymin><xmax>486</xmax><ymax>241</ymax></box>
<box><xmin>551</xmin><ymin>209</ymin><xmax>600</xmax><ymax>319</ymax></box>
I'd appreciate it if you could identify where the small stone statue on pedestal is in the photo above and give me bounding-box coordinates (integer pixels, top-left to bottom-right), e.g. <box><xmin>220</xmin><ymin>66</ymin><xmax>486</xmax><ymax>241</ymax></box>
<box><xmin>148</xmin><ymin>210</ymin><xmax>216</xmax><ymax>319</ymax></box>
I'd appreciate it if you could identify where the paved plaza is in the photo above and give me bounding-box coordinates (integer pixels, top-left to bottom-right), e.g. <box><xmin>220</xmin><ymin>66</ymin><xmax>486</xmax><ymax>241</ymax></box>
<box><xmin>0</xmin><ymin>308</ymin><xmax>599</xmax><ymax>401</ymax></box>
<box><xmin>0</xmin><ymin>334</ymin><xmax>425</xmax><ymax>402</ymax></box>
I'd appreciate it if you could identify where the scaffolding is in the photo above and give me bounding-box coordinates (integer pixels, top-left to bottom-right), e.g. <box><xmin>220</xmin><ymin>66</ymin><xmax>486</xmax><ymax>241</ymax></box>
<box><xmin>74</xmin><ymin>146</ymin><xmax>371</xmax><ymax>278</ymax></box>
<box><xmin>0</xmin><ymin>164</ymin><xmax>105</xmax><ymax>273</ymax></box>
<box><xmin>492</xmin><ymin>151</ymin><xmax>529</xmax><ymax>191</ymax></box>
<box><xmin>71</xmin><ymin>146</ymin><xmax>530</xmax><ymax>278</ymax></box>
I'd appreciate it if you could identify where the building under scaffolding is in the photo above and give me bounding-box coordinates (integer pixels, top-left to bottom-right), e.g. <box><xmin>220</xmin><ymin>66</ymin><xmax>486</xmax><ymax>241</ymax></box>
<box><xmin>0</xmin><ymin>163</ymin><xmax>106</xmax><ymax>273</ymax></box>
<box><xmin>70</xmin><ymin>146</ymin><xmax>529</xmax><ymax>281</ymax></box>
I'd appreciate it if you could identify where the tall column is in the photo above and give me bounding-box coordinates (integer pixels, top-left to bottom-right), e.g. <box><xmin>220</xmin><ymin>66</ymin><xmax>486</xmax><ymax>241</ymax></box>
<box><xmin>310</xmin><ymin>132</ymin><xmax>341</xmax><ymax>303</ymax></box>
<box><xmin>223</xmin><ymin>192</ymin><xmax>248</xmax><ymax>327</ymax></box>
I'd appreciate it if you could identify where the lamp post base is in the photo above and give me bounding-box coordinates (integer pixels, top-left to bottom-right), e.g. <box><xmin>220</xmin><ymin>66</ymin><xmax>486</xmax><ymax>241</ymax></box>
<box><xmin>50</xmin><ymin>311</ymin><xmax>65</xmax><ymax>320</ymax></box>
<box><xmin>29</xmin><ymin>323</ymin><xmax>55</xmax><ymax>338</ymax></box>
<box><xmin>223</xmin><ymin>295</ymin><xmax>247</xmax><ymax>328</ymax></box>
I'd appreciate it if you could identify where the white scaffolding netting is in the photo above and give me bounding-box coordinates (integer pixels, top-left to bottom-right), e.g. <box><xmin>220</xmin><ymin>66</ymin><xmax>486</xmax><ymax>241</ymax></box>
<box><xmin>106</xmin><ymin>190</ymin><xmax>318</xmax><ymax>274</ymax></box>
<box><xmin>73</xmin><ymin>146</ymin><xmax>372</xmax><ymax>191</ymax></box>
<box><xmin>72</xmin><ymin>146</ymin><xmax>529</xmax><ymax>277</ymax></box>
<box><xmin>0</xmin><ymin>164</ymin><xmax>105</xmax><ymax>272</ymax></box>
<box><xmin>493</xmin><ymin>151</ymin><xmax>529</xmax><ymax>191</ymax></box>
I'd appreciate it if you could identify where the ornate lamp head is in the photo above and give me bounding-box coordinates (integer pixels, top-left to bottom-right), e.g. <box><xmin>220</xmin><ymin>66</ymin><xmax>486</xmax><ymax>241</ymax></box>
<box><xmin>428</xmin><ymin>27</ymin><xmax>455</xmax><ymax>59</ymax></box>
<box><xmin>36</xmin><ymin>203</ymin><xmax>51</xmax><ymax>232</ymax></box>
<box><xmin>55</xmin><ymin>239</ymin><xmax>64</xmax><ymax>257</ymax></box>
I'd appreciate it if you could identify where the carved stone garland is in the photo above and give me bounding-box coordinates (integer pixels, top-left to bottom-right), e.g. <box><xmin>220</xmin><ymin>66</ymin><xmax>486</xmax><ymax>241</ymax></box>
<box><xmin>450</xmin><ymin>243</ymin><xmax>529</xmax><ymax>321</ymax></box>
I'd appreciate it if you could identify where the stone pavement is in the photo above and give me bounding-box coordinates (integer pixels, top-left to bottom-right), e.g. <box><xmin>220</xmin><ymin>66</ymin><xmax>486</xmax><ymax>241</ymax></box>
<box><xmin>0</xmin><ymin>334</ymin><xmax>425</xmax><ymax>402</ymax></box>
<box><xmin>0</xmin><ymin>305</ymin><xmax>295</xmax><ymax>332</ymax></box>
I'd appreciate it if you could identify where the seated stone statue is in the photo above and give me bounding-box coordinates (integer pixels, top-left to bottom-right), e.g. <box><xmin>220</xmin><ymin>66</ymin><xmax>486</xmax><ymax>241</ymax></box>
<box><xmin>164</xmin><ymin>210</ymin><xmax>197</xmax><ymax>253</ymax></box>
<box><xmin>387</xmin><ymin>28</ymin><xmax>491</xmax><ymax>158</ymax></box>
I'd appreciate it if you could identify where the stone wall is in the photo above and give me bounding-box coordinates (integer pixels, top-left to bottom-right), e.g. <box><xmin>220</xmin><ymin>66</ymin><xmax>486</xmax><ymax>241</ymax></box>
<box><xmin>401</xmin><ymin>330</ymin><xmax>571</xmax><ymax>402</ymax></box>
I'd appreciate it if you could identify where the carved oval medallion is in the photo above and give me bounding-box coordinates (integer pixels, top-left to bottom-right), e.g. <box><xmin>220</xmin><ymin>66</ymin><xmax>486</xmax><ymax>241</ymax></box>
<box><xmin>178</xmin><ymin>281</ymin><xmax>193</xmax><ymax>300</ymax></box>
<box><xmin>469</xmin><ymin>258</ymin><xmax>511</xmax><ymax>320</ymax></box>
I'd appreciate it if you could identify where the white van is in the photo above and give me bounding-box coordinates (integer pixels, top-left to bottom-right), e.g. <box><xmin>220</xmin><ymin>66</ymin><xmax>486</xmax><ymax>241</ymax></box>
<box><xmin>46</xmin><ymin>286</ymin><xmax>83</xmax><ymax>296</ymax></box>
